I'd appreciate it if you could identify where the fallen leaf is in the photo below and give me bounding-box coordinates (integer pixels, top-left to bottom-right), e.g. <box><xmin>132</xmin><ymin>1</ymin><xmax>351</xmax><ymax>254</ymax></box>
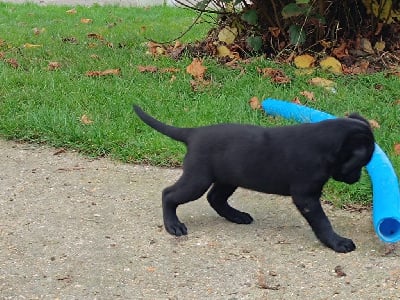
<box><xmin>186</xmin><ymin>58</ymin><xmax>207</xmax><ymax>80</ymax></box>
<box><xmin>375</xmin><ymin>22</ymin><xmax>384</xmax><ymax>35</ymax></box>
<box><xmin>334</xmin><ymin>265</ymin><xmax>346</xmax><ymax>277</ymax></box>
<box><xmin>53</xmin><ymin>148</ymin><xmax>66</xmax><ymax>155</ymax></box>
<box><xmin>394</xmin><ymin>144</ymin><xmax>400</xmax><ymax>155</ymax></box>
<box><xmin>374</xmin><ymin>40</ymin><xmax>385</xmax><ymax>52</ymax></box>
<box><xmin>80</xmin><ymin>114</ymin><xmax>93</xmax><ymax>125</ymax></box>
<box><xmin>248</xmin><ymin>96</ymin><xmax>261</xmax><ymax>110</ymax></box>
<box><xmin>66</xmin><ymin>8</ymin><xmax>77</xmax><ymax>14</ymax></box>
<box><xmin>217</xmin><ymin>45</ymin><xmax>233</xmax><ymax>58</ymax></box>
<box><xmin>218</xmin><ymin>26</ymin><xmax>238</xmax><ymax>45</ymax></box>
<box><xmin>87</xmin><ymin>42</ymin><xmax>98</xmax><ymax>48</ymax></box>
<box><xmin>268</xmin><ymin>27</ymin><xmax>281</xmax><ymax>38</ymax></box>
<box><xmin>81</xmin><ymin>18</ymin><xmax>93</xmax><ymax>24</ymax></box>
<box><xmin>300</xmin><ymin>91</ymin><xmax>315</xmax><ymax>101</ymax></box>
<box><xmin>320</xmin><ymin>39</ymin><xmax>333</xmax><ymax>49</ymax></box>
<box><xmin>369</xmin><ymin>119</ymin><xmax>380</xmax><ymax>129</ymax></box>
<box><xmin>48</xmin><ymin>61</ymin><xmax>61</xmax><ymax>70</ymax></box>
<box><xmin>62</xmin><ymin>36</ymin><xmax>78</xmax><ymax>44</ymax></box>
<box><xmin>86</xmin><ymin>68</ymin><xmax>121</xmax><ymax>77</ymax></box>
<box><xmin>87</xmin><ymin>33</ymin><xmax>104</xmax><ymax>40</ymax></box>
<box><xmin>24</xmin><ymin>43</ymin><xmax>42</xmax><ymax>48</ymax></box>
<box><xmin>138</xmin><ymin>65</ymin><xmax>158</xmax><ymax>73</ymax></box>
<box><xmin>5</xmin><ymin>58</ymin><xmax>19</xmax><ymax>68</ymax></box>
<box><xmin>170</xmin><ymin>75</ymin><xmax>177</xmax><ymax>83</ymax></box>
<box><xmin>309</xmin><ymin>77</ymin><xmax>337</xmax><ymax>92</ymax></box>
<box><xmin>332</xmin><ymin>42</ymin><xmax>349</xmax><ymax>59</ymax></box>
<box><xmin>147</xmin><ymin>41</ymin><xmax>165</xmax><ymax>56</ymax></box>
<box><xmin>146</xmin><ymin>266</ymin><xmax>156</xmax><ymax>272</ymax></box>
<box><xmin>33</xmin><ymin>27</ymin><xmax>45</xmax><ymax>35</ymax></box>
<box><xmin>294</xmin><ymin>54</ymin><xmax>315</xmax><ymax>68</ymax></box>
<box><xmin>360</xmin><ymin>38</ymin><xmax>374</xmax><ymax>54</ymax></box>
<box><xmin>320</xmin><ymin>56</ymin><xmax>342</xmax><ymax>74</ymax></box>
<box><xmin>292</xmin><ymin>96</ymin><xmax>302</xmax><ymax>104</ymax></box>
<box><xmin>309</xmin><ymin>77</ymin><xmax>336</xmax><ymax>88</ymax></box>
<box><xmin>90</xmin><ymin>54</ymin><xmax>100</xmax><ymax>60</ymax></box>
<box><xmin>257</xmin><ymin>67</ymin><xmax>291</xmax><ymax>84</ymax></box>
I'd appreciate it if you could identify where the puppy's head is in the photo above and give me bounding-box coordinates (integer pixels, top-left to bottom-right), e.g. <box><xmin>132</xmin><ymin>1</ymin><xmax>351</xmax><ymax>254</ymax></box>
<box><xmin>331</xmin><ymin>113</ymin><xmax>375</xmax><ymax>184</ymax></box>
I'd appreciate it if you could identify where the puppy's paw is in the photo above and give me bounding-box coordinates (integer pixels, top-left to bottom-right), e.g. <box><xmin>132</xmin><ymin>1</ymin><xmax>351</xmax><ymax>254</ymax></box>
<box><xmin>226</xmin><ymin>211</ymin><xmax>254</xmax><ymax>224</ymax></box>
<box><xmin>329</xmin><ymin>237</ymin><xmax>356</xmax><ymax>253</ymax></box>
<box><xmin>164</xmin><ymin>221</ymin><xmax>188</xmax><ymax>236</ymax></box>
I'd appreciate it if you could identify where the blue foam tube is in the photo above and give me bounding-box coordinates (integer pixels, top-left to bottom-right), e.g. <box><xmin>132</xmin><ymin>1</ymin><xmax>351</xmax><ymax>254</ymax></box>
<box><xmin>262</xmin><ymin>98</ymin><xmax>400</xmax><ymax>243</ymax></box>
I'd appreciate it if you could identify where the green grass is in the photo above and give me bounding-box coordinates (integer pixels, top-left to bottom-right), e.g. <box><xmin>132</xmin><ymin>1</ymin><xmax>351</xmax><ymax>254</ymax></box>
<box><xmin>0</xmin><ymin>2</ymin><xmax>399</xmax><ymax>207</ymax></box>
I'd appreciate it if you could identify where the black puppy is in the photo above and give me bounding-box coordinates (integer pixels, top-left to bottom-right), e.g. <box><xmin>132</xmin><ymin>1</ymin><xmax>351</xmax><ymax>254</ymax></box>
<box><xmin>134</xmin><ymin>105</ymin><xmax>375</xmax><ymax>253</ymax></box>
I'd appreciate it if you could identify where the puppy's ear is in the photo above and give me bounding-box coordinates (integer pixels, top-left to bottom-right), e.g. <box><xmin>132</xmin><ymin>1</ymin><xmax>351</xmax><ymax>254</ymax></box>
<box><xmin>347</xmin><ymin>113</ymin><xmax>371</xmax><ymax>127</ymax></box>
<box><xmin>339</xmin><ymin>133</ymin><xmax>374</xmax><ymax>174</ymax></box>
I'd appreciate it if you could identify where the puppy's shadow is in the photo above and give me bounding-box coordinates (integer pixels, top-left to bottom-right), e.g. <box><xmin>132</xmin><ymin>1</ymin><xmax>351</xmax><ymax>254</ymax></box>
<box><xmin>178</xmin><ymin>189</ymin><xmax>313</xmax><ymax>242</ymax></box>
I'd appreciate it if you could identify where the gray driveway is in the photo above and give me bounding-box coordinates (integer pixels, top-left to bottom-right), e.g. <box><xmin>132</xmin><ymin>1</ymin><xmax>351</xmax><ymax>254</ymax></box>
<box><xmin>0</xmin><ymin>140</ymin><xmax>399</xmax><ymax>299</ymax></box>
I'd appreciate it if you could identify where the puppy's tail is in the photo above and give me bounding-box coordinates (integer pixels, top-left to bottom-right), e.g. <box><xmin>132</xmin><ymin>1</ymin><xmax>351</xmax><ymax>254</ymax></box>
<box><xmin>133</xmin><ymin>105</ymin><xmax>191</xmax><ymax>143</ymax></box>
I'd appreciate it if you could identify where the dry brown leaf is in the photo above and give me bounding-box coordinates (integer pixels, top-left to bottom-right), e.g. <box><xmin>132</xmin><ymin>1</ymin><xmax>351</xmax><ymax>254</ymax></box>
<box><xmin>369</xmin><ymin>119</ymin><xmax>380</xmax><ymax>129</ymax></box>
<box><xmin>309</xmin><ymin>77</ymin><xmax>336</xmax><ymax>88</ymax></box>
<box><xmin>292</xmin><ymin>97</ymin><xmax>302</xmax><ymax>104</ymax></box>
<box><xmin>80</xmin><ymin>114</ymin><xmax>93</xmax><ymax>125</ymax></box>
<box><xmin>90</xmin><ymin>54</ymin><xmax>100</xmax><ymax>60</ymax></box>
<box><xmin>87</xmin><ymin>33</ymin><xmax>104</xmax><ymax>40</ymax></box>
<box><xmin>268</xmin><ymin>27</ymin><xmax>280</xmax><ymax>38</ymax></box>
<box><xmin>332</xmin><ymin>42</ymin><xmax>349</xmax><ymax>59</ymax></box>
<box><xmin>86</xmin><ymin>68</ymin><xmax>121</xmax><ymax>77</ymax></box>
<box><xmin>375</xmin><ymin>22</ymin><xmax>384</xmax><ymax>35</ymax></box>
<box><xmin>62</xmin><ymin>36</ymin><xmax>78</xmax><ymax>44</ymax></box>
<box><xmin>394</xmin><ymin>144</ymin><xmax>400</xmax><ymax>155</ymax></box>
<box><xmin>138</xmin><ymin>65</ymin><xmax>158</xmax><ymax>73</ymax></box>
<box><xmin>334</xmin><ymin>265</ymin><xmax>346</xmax><ymax>277</ymax></box>
<box><xmin>146</xmin><ymin>266</ymin><xmax>156</xmax><ymax>272</ymax></box>
<box><xmin>320</xmin><ymin>40</ymin><xmax>333</xmax><ymax>49</ymax></box>
<box><xmin>257</xmin><ymin>67</ymin><xmax>290</xmax><ymax>84</ymax></box>
<box><xmin>300</xmin><ymin>91</ymin><xmax>315</xmax><ymax>101</ymax></box>
<box><xmin>147</xmin><ymin>41</ymin><xmax>165</xmax><ymax>56</ymax></box>
<box><xmin>294</xmin><ymin>54</ymin><xmax>315</xmax><ymax>69</ymax></box>
<box><xmin>5</xmin><ymin>58</ymin><xmax>19</xmax><ymax>69</ymax></box>
<box><xmin>48</xmin><ymin>61</ymin><xmax>61</xmax><ymax>70</ymax></box>
<box><xmin>186</xmin><ymin>58</ymin><xmax>207</xmax><ymax>80</ymax></box>
<box><xmin>66</xmin><ymin>8</ymin><xmax>77</xmax><ymax>14</ymax></box>
<box><xmin>33</xmin><ymin>27</ymin><xmax>45</xmax><ymax>35</ymax></box>
<box><xmin>81</xmin><ymin>18</ymin><xmax>93</xmax><ymax>24</ymax></box>
<box><xmin>248</xmin><ymin>96</ymin><xmax>261</xmax><ymax>110</ymax></box>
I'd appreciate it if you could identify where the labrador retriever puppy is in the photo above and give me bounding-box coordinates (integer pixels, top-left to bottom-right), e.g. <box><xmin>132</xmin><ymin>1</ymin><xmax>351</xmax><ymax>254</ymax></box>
<box><xmin>133</xmin><ymin>105</ymin><xmax>375</xmax><ymax>253</ymax></box>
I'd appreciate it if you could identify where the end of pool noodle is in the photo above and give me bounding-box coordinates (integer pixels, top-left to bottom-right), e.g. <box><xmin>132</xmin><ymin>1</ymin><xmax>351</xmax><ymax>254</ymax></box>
<box><xmin>262</xmin><ymin>98</ymin><xmax>400</xmax><ymax>243</ymax></box>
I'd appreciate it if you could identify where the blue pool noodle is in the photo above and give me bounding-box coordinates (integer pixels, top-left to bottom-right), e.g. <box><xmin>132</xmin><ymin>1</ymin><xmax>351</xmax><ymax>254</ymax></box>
<box><xmin>262</xmin><ymin>98</ymin><xmax>400</xmax><ymax>243</ymax></box>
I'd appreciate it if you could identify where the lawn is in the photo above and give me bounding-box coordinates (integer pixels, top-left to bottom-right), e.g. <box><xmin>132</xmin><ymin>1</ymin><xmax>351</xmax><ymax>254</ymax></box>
<box><xmin>0</xmin><ymin>2</ymin><xmax>399</xmax><ymax>206</ymax></box>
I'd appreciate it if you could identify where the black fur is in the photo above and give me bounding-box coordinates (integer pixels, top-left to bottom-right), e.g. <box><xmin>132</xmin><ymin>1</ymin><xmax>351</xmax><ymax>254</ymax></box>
<box><xmin>134</xmin><ymin>105</ymin><xmax>375</xmax><ymax>253</ymax></box>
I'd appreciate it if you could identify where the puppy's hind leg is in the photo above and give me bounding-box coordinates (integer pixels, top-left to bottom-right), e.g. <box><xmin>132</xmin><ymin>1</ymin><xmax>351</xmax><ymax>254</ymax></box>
<box><xmin>162</xmin><ymin>173</ymin><xmax>212</xmax><ymax>236</ymax></box>
<box><xmin>207</xmin><ymin>183</ymin><xmax>253</xmax><ymax>224</ymax></box>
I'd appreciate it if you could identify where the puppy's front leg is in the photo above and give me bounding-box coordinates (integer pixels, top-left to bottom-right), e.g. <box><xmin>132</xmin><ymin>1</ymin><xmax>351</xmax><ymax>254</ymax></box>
<box><xmin>292</xmin><ymin>194</ymin><xmax>356</xmax><ymax>253</ymax></box>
